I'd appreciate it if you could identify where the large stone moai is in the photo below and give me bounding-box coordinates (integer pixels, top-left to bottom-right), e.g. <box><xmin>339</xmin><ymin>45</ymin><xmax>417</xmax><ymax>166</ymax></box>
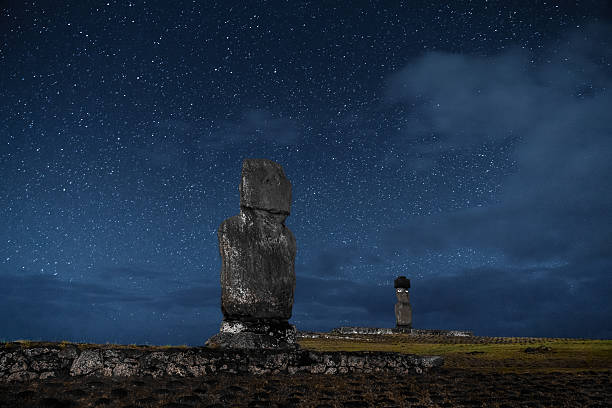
<box><xmin>206</xmin><ymin>158</ymin><xmax>297</xmax><ymax>349</ymax></box>
<box><xmin>394</xmin><ymin>276</ymin><xmax>412</xmax><ymax>330</ymax></box>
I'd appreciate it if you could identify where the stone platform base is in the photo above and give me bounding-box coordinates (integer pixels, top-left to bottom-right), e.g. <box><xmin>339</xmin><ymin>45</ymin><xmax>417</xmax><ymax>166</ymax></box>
<box><xmin>328</xmin><ymin>327</ymin><xmax>473</xmax><ymax>337</ymax></box>
<box><xmin>0</xmin><ymin>343</ymin><xmax>443</xmax><ymax>381</ymax></box>
<box><xmin>205</xmin><ymin>320</ymin><xmax>297</xmax><ymax>350</ymax></box>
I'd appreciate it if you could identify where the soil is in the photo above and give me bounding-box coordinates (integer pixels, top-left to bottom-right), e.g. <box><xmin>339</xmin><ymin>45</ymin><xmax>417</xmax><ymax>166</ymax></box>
<box><xmin>1</xmin><ymin>369</ymin><xmax>610</xmax><ymax>408</ymax></box>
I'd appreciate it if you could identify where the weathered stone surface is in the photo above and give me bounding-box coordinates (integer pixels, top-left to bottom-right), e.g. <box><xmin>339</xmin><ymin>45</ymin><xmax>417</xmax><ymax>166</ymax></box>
<box><xmin>394</xmin><ymin>276</ymin><xmax>412</xmax><ymax>329</ymax></box>
<box><xmin>219</xmin><ymin>209</ymin><xmax>296</xmax><ymax>321</ymax></box>
<box><xmin>58</xmin><ymin>345</ymin><xmax>78</xmax><ymax>362</ymax></box>
<box><xmin>395</xmin><ymin>288</ymin><xmax>412</xmax><ymax>328</ymax></box>
<box><xmin>70</xmin><ymin>350</ymin><xmax>103</xmax><ymax>376</ymax></box>
<box><xmin>206</xmin><ymin>320</ymin><xmax>297</xmax><ymax>350</ymax></box>
<box><xmin>0</xmin><ymin>345</ymin><xmax>443</xmax><ymax>381</ymax></box>
<box><xmin>211</xmin><ymin>158</ymin><xmax>297</xmax><ymax>349</ymax></box>
<box><xmin>239</xmin><ymin>158</ymin><xmax>292</xmax><ymax>214</ymax></box>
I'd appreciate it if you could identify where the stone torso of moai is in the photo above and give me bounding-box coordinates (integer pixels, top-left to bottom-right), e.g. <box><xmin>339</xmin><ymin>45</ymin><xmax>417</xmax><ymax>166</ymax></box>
<box><xmin>394</xmin><ymin>276</ymin><xmax>412</xmax><ymax>330</ymax></box>
<box><xmin>206</xmin><ymin>158</ymin><xmax>297</xmax><ymax>349</ymax></box>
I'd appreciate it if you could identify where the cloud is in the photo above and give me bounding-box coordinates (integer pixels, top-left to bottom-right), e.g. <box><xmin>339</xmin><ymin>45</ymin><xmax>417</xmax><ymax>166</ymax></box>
<box><xmin>382</xmin><ymin>23</ymin><xmax>612</xmax><ymax>266</ymax></box>
<box><xmin>0</xmin><ymin>273</ymin><xmax>147</xmax><ymax>342</ymax></box>
<box><xmin>0</xmin><ymin>273</ymin><xmax>147</xmax><ymax>305</ymax></box>
<box><xmin>387</xmin><ymin>50</ymin><xmax>537</xmax><ymax>148</ymax></box>
<box><xmin>150</xmin><ymin>286</ymin><xmax>220</xmax><ymax>311</ymax></box>
<box><xmin>293</xmin><ymin>275</ymin><xmax>394</xmax><ymax>331</ymax></box>
<box><xmin>414</xmin><ymin>263</ymin><xmax>612</xmax><ymax>338</ymax></box>
<box><xmin>387</xmin><ymin>23</ymin><xmax>612</xmax><ymax>151</ymax></box>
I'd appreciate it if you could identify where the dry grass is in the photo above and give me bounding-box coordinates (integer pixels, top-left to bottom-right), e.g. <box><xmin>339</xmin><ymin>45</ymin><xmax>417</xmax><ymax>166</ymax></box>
<box><xmin>298</xmin><ymin>334</ymin><xmax>612</xmax><ymax>373</ymax></box>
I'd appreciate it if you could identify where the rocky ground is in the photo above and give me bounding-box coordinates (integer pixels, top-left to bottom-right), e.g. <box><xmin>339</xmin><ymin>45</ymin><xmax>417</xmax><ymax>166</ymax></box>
<box><xmin>0</xmin><ymin>368</ymin><xmax>609</xmax><ymax>408</ymax></box>
<box><xmin>1</xmin><ymin>334</ymin><xmax>610</xmax><ymax>408</ymax></box>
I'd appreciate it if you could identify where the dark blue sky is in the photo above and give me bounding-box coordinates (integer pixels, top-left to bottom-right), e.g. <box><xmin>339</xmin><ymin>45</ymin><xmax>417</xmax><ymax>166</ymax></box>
<box><xmin>1</xmin><ymin>1</ymin><xmax>611</xmax><ymax>345</ymax></box>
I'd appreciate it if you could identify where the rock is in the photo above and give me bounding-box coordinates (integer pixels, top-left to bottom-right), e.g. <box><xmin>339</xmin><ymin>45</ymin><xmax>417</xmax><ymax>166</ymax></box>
<box><xmin>219</xmin><ymin>209</ymin><xmax>296</xmax><ymax>320</ymax></box>
<box><xmin>417</xmin><ymin>355</ymin><xmax>445</xmax><ymax>368</ymax></box>
<box><xmin>70</xmin><ymin>350</ymin><xmax>103</xmax><ymax>376</ymax></box>
<box><xmin>39</xmin><ymin>371</ymin><xmax>55</xmax><ymax>379</ymax></box>
<box><xmin>7</xmin><ymin>371</ymin><xmax>37</xmax><ymax>381</ymax></box>
<box><xmin>111</xmin><ymin>362</ymin><xmax>139</xmax><ymax>377</ymax></box>
<box><xmin>206</xmin><ymin>320</ymin><xmax>297</xmax><ymax>350</ymax></box>
<box><xmin>239</xmin><ymin>158</ymin><xmax>292</xmax><ymax>214</ymax></box>
<box><xmin>394</xmin><ymin>275</ymin><xmax>412</xmax><ymax>329</ymax></box>
<box><xmin>209</xmin><ymin>158</ymin><xmax>297</xmax><ymax>349</ymax></box>
<box><xmin>524</xmin><ymin>345</ymin><xmax>552</xmax><ymax>353</ymax></box>
<box><xmin>10</xmin><ymin>360</ymin><xmax>28</xmax><ymax>373</ymax></box>
<box><xmin>1</xmin><ymin>344</ymin><xmax>443</xmax><ymax>380</ymax></box>
<box><xmin>58</xmin><ymin>346</ymin><xmax>78</xmax><ymax>358</ymax></box>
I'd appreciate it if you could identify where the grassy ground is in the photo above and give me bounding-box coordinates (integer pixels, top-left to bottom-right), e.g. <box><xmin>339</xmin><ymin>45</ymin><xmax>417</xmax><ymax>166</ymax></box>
<box><xmin>298</xmin><ymin>334</ymin><xmax>612</xmax><ymax>373</ymax></box>
<box><xmin>1</xmin><ymin>334</ymin><xmax>610</xmax><ymax>407</ymax></box>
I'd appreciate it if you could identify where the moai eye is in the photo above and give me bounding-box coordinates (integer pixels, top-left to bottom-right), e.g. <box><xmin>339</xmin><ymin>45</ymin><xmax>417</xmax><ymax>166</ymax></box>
<box><xmin>263</xmin><ymin>174</ymin><xmax>280</xmax><ymax>185</ymax></box>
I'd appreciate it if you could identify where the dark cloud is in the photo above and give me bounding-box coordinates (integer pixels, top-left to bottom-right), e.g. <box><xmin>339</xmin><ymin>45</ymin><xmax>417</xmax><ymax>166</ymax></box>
<box><xmin>415</xmin><ymin>263</ymin><xmax>612</xmax><ymax>338</ymax></box>
<box><xmin>151</xmin><ymin>286</ymin><xmax>220</xmax><ymax>311</ymax></box>
<box><xmin>0</xmin><ymin>273</ymin><xmax>148</xmax><ymax>342</ymax></box>
<box><xmin>0</xmin><ymin>273</ymin><xmax>147</xmax><ymax>305</ymax></box>
<box><xmin>293</xmin><ymin>275</ymin><xmax>395</xmax><ymax>331</ymax></box>
<box><xmin>0</xmin><ymin>272</ymin><xmax>220</xmax><ymax>345</ymax></box>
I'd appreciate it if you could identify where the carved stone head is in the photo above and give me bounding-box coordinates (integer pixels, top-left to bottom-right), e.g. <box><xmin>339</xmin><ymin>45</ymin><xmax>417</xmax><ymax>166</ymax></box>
<box><xmin>239</xmin><ymin>158</ymin><xmax>291</xmax><ymax>215</ymax></box>
<box><xmin>394</xmin><ymin>276</ymin><xmax>410</xmax><ymax>303</ymax></box>
<box><xmin>396</xmin><ymin>287</ymin><xmax>410</xmax><ymax>303</ymax></box>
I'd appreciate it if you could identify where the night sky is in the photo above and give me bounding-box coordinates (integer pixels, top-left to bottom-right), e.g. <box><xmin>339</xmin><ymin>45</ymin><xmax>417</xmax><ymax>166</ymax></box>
<box><xmin>2</xmin><ymin>1</ymin><xmax>611</xmax><ymax>345</ymax></box>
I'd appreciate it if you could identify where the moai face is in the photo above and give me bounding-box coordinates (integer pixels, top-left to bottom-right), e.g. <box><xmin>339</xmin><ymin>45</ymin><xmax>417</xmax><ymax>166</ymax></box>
<box><xmin>239</xmin><ymin>158</ymin><xmax>292</xmax><ymax>214</ymax></box>
<box><xmin>396</xmin><ymin>287</ymin><xmax>410</xmax><ymax>303</ymax></box>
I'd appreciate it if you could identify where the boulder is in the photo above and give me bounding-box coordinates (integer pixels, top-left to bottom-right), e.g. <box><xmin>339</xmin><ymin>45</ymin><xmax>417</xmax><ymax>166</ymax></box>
<box><xmin>239</xmin><ymin>158</ymin><xmax>292</xmax><ymax>214</ymax></box>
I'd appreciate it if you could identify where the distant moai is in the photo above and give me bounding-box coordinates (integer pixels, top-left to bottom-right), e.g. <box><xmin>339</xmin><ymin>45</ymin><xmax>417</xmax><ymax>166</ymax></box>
<box><xmin>206</xmin><ymin>158</ymin><xmax>297</xmax><ymax>349</ymax></box>
<box><xmin>394</xmin><ymin>276</ymin><xmax>412</xmax><ymax>330</ymax></box>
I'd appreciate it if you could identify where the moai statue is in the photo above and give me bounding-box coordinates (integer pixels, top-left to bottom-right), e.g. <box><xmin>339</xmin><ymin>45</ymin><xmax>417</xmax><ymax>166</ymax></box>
<box><xmin>206</xmin><ymin>158</ymin><xmax>297</xmax><ymax>349</ymax></box>
<box><xmin>394</xmin><ymin>276</ymin><xmax>412</xmax><ymax>330</ymax></box>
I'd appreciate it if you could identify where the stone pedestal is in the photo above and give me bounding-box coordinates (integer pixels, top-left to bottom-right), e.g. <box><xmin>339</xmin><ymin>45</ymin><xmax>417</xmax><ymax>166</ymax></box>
<box><xmin>394</xmin><ymin>276</ymin><xmax>412</xmax><ymax>329</ymax></box>
<box><xmin>206</xmin><ymin>159</ymin><xmax>297</xmax><ymax>350</ymax></box>
<box><xmin>206</xmin><ymin>320</ymin><xmax>297</xmax><ymax>350</ymax></box>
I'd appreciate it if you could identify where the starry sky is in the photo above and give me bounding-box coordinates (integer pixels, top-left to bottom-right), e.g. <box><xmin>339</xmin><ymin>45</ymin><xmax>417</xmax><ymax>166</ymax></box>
<box><xmin>1</xmin><ymin>1</ymin><xmax>611</xmax><ymax>345</ymax></box>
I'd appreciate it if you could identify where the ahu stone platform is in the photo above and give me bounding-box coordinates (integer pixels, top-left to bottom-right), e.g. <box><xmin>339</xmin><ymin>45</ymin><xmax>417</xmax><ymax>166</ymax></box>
<box><xmin>329</xmin><ymin>327</ymin><xmax>473</xmax><ymax>337</ymax></box>
<box><xmin>0</xmin><ymin>343</ymin><xmax>443</xmax><ymax>382</ymax></box>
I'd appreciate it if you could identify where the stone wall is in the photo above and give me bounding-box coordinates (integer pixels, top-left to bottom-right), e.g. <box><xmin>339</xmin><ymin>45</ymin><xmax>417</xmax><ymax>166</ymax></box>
<box><xmin>329</xmin><ymin>327</ymin><xmax>473</xmax><ymax>337</ymax></box>
<box><xmin>0</xmin><ymin>344</ymin><xmax>443</xmax><ymax>382</ymax></box>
